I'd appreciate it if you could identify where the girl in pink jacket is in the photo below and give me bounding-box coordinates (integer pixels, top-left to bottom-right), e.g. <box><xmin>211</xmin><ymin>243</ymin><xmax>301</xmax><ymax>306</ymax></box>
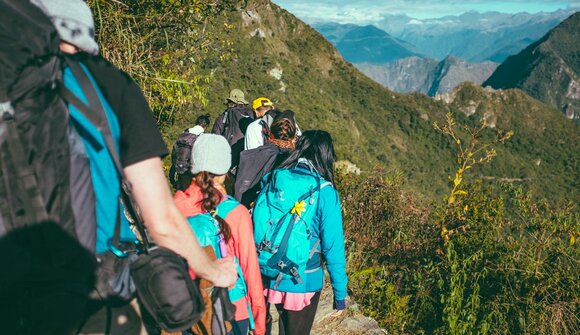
<box><xmin>174</xmin><ymin>134</ymin><xmax>266</xmax><ymax>335</ymax></box>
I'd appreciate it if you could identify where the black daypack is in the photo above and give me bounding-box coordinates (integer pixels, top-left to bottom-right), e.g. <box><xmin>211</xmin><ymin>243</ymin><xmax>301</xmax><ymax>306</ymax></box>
<box><xmin>169</xmin><ymin>131</ymin><xmax>199</xmax><ymax>191</ymax></box>
<box><xmin>216</xmin><ymin>105</ymin><xmax>253</xmax><ymax>146</ymax></box>
<box><xmin>171</xmin><ymin>131</ymin><xmax>199</xmax><ymax>175</ymax></box>
<box><xmin>235</xmin><ymin>143</ymin><xmax>290</xmax><ymax>207</ymax></box>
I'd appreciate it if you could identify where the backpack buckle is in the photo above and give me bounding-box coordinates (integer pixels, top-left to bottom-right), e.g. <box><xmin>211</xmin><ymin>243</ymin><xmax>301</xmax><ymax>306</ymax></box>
<box><xmin>0</xmin><ymin>102</ymin><xmax>15</xmax><ymax>120</ymax></box>
<box><xmin>289</xmin><ymin>266</ymin><xmax>299</xmax><ymax>278</ymax></box>
<box><xmin>277</xmin><ymin>260</ymin><xmax>287</xmax><ymax>269</ymax></box>
<box><xmin>259</xmin><ymin>240</ymin><xmax>276</xmax><ymax>253</ymax></box>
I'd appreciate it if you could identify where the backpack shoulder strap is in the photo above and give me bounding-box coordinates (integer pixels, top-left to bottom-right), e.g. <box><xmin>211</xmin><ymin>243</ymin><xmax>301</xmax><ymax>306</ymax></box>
<box><xmin>216</xmin><ymin>196</ymin><xmax>240</xmax><ymax>219</ymax></box>
<box><xmin>0</xmin><ymin>102</ymin><xmax>49</xmax><ymax>226</ymax></box>
<box><xmin>320</xmin><ymin>181</ymin><xmax>332</xmax><ymax>189</ymax></box>
<box><xmin>58</xmin><ymin>58</ymin><xmax>149</xmax><ymax>251</ymax></box>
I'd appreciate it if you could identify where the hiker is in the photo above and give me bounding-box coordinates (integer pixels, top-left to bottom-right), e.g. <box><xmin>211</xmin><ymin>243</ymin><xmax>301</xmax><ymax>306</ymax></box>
<box><xmin>169</xmin><ymin>114</ymin><xmax>211</xmax><ymax>191</ymax></box>
<box><xmin>252</xmin><ymin>130</ymin><xmax>348</xmax><ymax>335</ymax></box>
<box><xmin>212</xmin><ymin>89</ymin><xmax>254</xmax><ymax>169</ymax></box>
<box><xmin>1</xmin><ymin>0</ymin><xmax>237</xmax><ymax>333</ymax></box>
<box><xmin>174</xmin><ymin>134</ymin><xmax>266</xmax><ymax>335</ymax></box>
<box><xmin>235</xmin><ymin>115</ymin><xmax>297</xmax><ymax>208</ymax></box>
<box><xmin>244</xmin><ymin>97</ymin><xmax>275</xmax><ymax>150</ymax></box>
<box><xmin>212</xmin><ymin>88</ymin><xmax>253</xmax><ymax>139</ymax></box>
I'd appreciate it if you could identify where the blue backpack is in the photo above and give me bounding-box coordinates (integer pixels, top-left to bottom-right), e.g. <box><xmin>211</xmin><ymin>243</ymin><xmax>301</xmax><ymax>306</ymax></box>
<box><xmin>63</xmin><ymin>60</ymin><xmax>137</xmax><ymax>255</ymax></box>
<box><xmin>252</xmin><ymin>167</ymin><xmax>331</xmax><ymax>289</ymax></box>
<box><xmin>186</xmin><ymin>196</ymin><xmax>255</xmax><ymax>328</ymax></box>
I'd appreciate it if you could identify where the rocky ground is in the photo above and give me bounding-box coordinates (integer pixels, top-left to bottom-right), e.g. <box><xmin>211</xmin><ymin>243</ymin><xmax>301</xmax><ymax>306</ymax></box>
<box><xmin>149</xmin><ymin>281</ymin><xmax>385</xmax><ymax>335</ymax></box>
<box><xmin>269</xmin><ymin>283</ymin><xmax>385</xmax><ymax>335</ymax></box>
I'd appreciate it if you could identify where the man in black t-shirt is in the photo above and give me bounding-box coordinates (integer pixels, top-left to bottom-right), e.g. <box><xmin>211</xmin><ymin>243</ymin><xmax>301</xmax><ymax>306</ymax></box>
<box><xmin>27</xmin><ymin>1</ymin><xmax>238</xmax><ymax>334</ymax></box>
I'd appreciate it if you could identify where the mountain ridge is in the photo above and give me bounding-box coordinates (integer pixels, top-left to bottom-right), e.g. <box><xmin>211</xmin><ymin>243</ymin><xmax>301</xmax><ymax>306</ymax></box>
<box><xmin>331</xmin><ymin>24</ymin><xmax>421</xmax><ymax>64</ymax></box>
<box><xmin>483</xmin><ymin>12</ymin><xmax>580</xmax><ymax>119</ymax></box>
<box><xmin>313</xmin><ymin>10</ymin><xmax>575</xmax><ymax>63</ymax></box>
<box><xmin>355</xmin><ymin>56</ymin><xmax>497</xmax><ymax>96</ymax></box>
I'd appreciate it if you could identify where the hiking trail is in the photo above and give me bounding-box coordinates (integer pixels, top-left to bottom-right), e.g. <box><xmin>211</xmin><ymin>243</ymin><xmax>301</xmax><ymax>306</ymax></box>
<box><xmin>269</xmin><ymin>282</ymin><xmax>385</xmax><ymax>335</ymax></box>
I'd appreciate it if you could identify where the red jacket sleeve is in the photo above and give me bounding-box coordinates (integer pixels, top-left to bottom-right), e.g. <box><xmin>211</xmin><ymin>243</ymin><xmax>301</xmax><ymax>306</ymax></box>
<box><xmin>226</xmin><ymin>205</ymin><xmax>266</xmax><ymax>335</ymax></box>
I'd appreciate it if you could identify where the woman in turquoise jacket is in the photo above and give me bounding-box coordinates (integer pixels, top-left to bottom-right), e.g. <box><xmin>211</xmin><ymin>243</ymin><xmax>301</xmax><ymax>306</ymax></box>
<box><xmin>254</xmin><ymin>130</ymin><xmax>347</xmax><ymax>335</ymax></box>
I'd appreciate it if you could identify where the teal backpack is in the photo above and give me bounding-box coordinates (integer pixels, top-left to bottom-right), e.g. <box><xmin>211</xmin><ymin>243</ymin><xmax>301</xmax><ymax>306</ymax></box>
<box><xmin>63</xmin><ymin>60</ymin><xmax>137</xmax><ymax>254</ymax></box>
<box><xmin>186</xmin><ymin>196</ymin><xmax>254</xmax><ymax>328</ymax></box>
<box><xmin>252</xmin><ymin>167</ymin><xmax>331</xmax><ymax>289</ymax></box>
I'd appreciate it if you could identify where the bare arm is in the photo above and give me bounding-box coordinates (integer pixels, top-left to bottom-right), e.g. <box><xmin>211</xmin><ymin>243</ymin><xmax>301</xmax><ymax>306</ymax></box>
<box><xmin>123</xmin><ymin>157</ymin><xmax>236</xmax><ymax>287</ymax></box>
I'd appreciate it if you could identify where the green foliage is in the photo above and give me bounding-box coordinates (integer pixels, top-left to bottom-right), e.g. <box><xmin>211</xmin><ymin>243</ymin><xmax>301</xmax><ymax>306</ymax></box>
<box><xmin>88</xmin><ymin>0</ymin><xmax>242</xmax><ymax>125</ymax></box>
<box><xmin>336</xmin><ymin>171</ymin><xmax>441</xmax><ymax>334</ymax></box>
<box><xmin>337</xmin><ymin>114</ymin><xmax>579</xmax><ymax>334</ymax></box>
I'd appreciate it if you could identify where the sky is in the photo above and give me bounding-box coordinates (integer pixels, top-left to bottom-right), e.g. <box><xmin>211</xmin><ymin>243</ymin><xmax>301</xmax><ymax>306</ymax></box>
<box><xmin>272</xmin><ymin>0</ymin><xmax>580</xmax><ymax>22</ymax></box>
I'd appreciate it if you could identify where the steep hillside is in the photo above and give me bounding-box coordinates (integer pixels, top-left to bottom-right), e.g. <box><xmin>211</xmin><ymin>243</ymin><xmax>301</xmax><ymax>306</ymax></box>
<box><xmin>91</xmin><ymin>0</ymin><xmax>579</xmax><ymax>202</ymax></box>
<box><xmin>189</xmin><ymin>0</ymin><xmax>579</xmax><ymax>201</ymax></box>
<box><xmin>356</xmin><ymin>56</ymin><xmax>497</xmax><ymax>96</ymax></box>
<box><xmin>355</xmin><ymin>57</ymin><xmax>438</xmax><ymax>93</ymax></box>
<box><xmin>484</xmin><ymin>12</ymin><xmax>580</xmax><ymax>119</ymax></box>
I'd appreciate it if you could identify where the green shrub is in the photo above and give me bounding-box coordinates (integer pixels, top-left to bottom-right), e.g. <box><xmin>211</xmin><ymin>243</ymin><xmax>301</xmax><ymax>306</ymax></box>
<box><xmin>338</xmin><ymin>114</ymin><xmax>579</xmax><ymax>334</ymax></box>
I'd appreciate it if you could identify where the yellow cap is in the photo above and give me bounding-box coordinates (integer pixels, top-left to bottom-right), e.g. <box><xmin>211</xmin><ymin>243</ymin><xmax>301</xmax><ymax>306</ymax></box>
<box><xmin>252</xmin><ymin>97</ymin><xmax>274</xmax><ymax>110</ymax></box>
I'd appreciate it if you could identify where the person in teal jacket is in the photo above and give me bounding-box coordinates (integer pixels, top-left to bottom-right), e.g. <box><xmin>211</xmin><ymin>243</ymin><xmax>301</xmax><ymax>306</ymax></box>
<box><xmin>258</xmin><ymin>130</ymin><xmax>348</xmax><ymax>335</ymax></box>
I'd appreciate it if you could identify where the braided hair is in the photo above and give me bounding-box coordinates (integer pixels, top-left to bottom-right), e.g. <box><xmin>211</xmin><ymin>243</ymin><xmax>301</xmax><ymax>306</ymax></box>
<box><xmin>194</xmin><ymin>171</ymin><xmax>232</xmax><ymax>242</ymax></box>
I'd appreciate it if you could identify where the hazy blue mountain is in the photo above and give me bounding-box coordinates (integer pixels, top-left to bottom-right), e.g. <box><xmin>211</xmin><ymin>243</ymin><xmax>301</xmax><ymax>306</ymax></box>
<box><xmin>378</xmin><ymin>10</ymin><xmax>576</xmax><ymax>62</ymax></box>
<box><xmin>356</xmin><ymin>56</ymin><xmax>497</xmax><ymax>96</ymax></box>
<box><xmin>314</xmin><ymin>22</ymin><xmax>360</xmax><ymax>45</ymax></box>
<box><xmin>315</xmin><ymin>23</ymin><xmax>421</xmax><ymax>64</ymax></box>
<box><xmin>484</xmin><ymin>12</ymin><xmax>580</xmax><ymax>120</ymax></box>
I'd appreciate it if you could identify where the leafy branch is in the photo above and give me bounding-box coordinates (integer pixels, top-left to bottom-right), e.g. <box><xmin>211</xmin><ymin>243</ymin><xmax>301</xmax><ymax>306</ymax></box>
<box><xmin>434</xmin><ymin>112</ymin><xmax>513</xmax><ymax>241</ymax></box>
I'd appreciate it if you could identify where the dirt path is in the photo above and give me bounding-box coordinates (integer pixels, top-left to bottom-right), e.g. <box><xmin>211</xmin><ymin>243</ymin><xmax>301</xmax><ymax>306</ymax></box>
<box><xmin>269</xmin><ymin>283</ymin><xmax>385</xmax><ymax>335</ymax></box>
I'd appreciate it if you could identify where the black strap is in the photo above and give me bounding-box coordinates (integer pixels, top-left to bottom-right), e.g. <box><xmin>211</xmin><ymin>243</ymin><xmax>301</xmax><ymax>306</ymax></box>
<box><xmin>58</xmin><ymin>59</ymin><xmax>150</xmax><ymax>250</ymax></box>
<box><xmin>64</xmin><ymin>59</ymin><xmax>124</xmax><ymax>175</ymax></box>
<box><xmin>0</xmin><ymin>103</ymin><xmax>49</xmax><ymax>228</ymax></box>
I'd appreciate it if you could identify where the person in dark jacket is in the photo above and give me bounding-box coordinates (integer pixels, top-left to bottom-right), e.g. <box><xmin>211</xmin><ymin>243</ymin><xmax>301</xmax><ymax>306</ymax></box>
<box><xmin>235</xmin><ymin>116</ymin><xmax>297</xmax><ymax>208</ymax></box>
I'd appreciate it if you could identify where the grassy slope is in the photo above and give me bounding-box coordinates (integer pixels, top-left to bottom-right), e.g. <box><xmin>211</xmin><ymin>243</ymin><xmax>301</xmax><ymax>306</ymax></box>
<box><xmin>162</xmin><ymin>0</ymin><xmax>579</xmax><ymax>202</ymax></box>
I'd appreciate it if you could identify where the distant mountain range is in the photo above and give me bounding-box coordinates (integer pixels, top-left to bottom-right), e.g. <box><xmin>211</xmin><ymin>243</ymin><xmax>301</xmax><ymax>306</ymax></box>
<box><xmin>484</xmin><ymin>12</ymin><xmax>579</xmax><ymax>120</ymax></box>
<box><xmin>312</xmin><ymin>10</ymin><xmax>575</xmax><ymax>97</ymax></box>
<box><xmin>356</xmin><ymin>56</ymin><xmax>497</xmax><ymax>96</ymax></box>
<box><xmin>315</xmin><ymin>24</ymin><xmax>421</xmax><ymax>64</ymax></box>
<box><xmin>313</xmin><ymin>10</ymin><xmax>575</xmax><ymax>63</ymax></box>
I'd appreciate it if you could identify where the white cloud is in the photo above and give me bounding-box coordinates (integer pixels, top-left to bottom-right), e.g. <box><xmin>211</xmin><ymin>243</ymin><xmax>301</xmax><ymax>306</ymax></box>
<box><xmin>407</xmin><ymin>19</ymin><xmax>424</xmax><ymax>25</ymax></box>
<box><xmin>272</xmin><ymin>0</ymin><xmax>578</xmax><ymax>22</ymax></box>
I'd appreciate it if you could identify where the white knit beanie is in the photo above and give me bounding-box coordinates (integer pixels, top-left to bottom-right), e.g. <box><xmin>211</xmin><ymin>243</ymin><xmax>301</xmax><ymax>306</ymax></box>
<box><xmin>190</xmin><ymin>134</ymin><xmax>231</xmax><ymax>175</ymax></box>
<box><xmin>31</xmin><ymin>0</ymin><xmax>99</xmax><ymax>55</ymax></box>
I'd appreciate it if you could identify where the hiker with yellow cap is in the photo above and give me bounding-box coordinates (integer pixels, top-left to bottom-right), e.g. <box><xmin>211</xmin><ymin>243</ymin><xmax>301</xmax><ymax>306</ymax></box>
<box><xmin>245</xmin><ymin>97</ymin><xmax>276</xmax><ymax>150</ymax></box>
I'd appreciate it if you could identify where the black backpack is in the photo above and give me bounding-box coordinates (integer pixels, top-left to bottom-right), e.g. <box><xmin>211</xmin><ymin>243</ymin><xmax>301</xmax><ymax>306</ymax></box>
<box><xmin>234</xmin><ymin>144</ymin><xmax>291</xmax><ymax>208</ymax></box>
<box><xmin>213</xmin><ymin>105</ymin><xmax>254</xmax><ymax>146</ymax></box>
<box><xmin>0</xmin><ymin>0</ymin><xmax>73</xmax><ymax>234</ymax></box>
<box><xmin>0</xmin><ymin>1</ymin><xmax>94</xmax><ymax>333</ymax></box>
<box><xmin>172</xmin><ymin>131</ymin><xmax>200</xmax><ymax>175</ymax></box>
<box><xmin>170</xmin><ymin>131</ymin><xmax>200</xmax><ymax>190</ymax></box>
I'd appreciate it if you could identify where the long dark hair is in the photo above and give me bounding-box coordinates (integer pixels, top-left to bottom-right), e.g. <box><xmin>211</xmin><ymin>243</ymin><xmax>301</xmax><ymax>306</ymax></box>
<box><xmin>193</xmin><ymin>171</ymin><xmax>232</xmax><ymax>242</ymax></box>
<box><xmin>278</xmin><ymin>130</ymin><xmax>336</xmax><ymax>184</ymax></box>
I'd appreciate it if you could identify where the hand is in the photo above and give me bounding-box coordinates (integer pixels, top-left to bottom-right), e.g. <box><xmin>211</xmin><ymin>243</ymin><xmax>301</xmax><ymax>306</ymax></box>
<box><xmin>208</xmin><ymin>256</ymin><xmax>237</xmax><ymax>288</ymax></box>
